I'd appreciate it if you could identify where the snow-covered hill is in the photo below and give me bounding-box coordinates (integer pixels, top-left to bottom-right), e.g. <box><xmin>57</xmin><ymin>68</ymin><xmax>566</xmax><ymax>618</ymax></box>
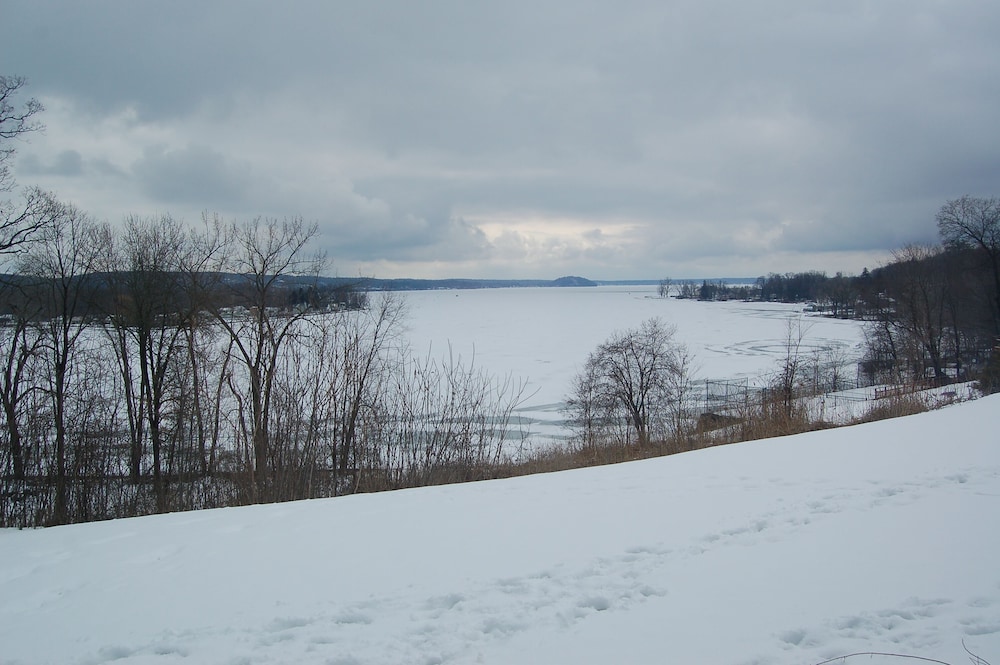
<box><xmin>2</xmin><ymin>396</ymin><xmax>998</xmax><ymax>665</ymax></box>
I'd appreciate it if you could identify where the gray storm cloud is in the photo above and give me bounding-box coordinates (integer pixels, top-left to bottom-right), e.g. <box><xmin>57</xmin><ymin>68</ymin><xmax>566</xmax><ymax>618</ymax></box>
<box><xmin>2</xmin><ymin>0</ymin><xmax>998</xmax><ymax>278</ymax></box>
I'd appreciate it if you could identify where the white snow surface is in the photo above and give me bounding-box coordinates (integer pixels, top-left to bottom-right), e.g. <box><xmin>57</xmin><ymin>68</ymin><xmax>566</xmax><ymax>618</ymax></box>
<box><xmin>2</xmin><ymin>395</ymin><xmax>998</xmax><ymax>665</ymax></box>
<box><xmin>402</xmin><ymin>286</ymin><xmax>866</xmax><ymax>445</ymax></box>
<box><xmin>403</xmin><ymin>286</ymin><xmax>866</xmax><ymax>403</ymax></box>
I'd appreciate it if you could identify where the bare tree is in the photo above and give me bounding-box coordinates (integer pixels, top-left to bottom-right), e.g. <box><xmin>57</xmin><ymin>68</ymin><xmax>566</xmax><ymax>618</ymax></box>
<box><xmin>326</xmin><ymin>292</ymin><xmax>406</xmax><ymax>489</ymax></box>
<box><xmin>936</xmin><ymin>195</ymin><xmax>1000</xmax><ymax>334</ymax></box>
<box><xmin>888</xmin><ymin>245</ymin><xmax>952</xmax><ymax>382</ymax></box>
<box><xmin>211</xmin><ymin>216</ymin><xmax>326</xmax><ymax>502</ymax></box>
<box><xmin>822</xmin><ymin>272</ymin><xmax>858</xmax><ymax>319</ymax></box>
<box><xmin>175</xmin><ymin>215</ymin><xmax>228</xmax><ymax>477</ymax></box>
<box><xmin>18</xmin><ymin>194</ymin><xmax>99</xmax><ymax>523</ymax></box>
<box><xmin>0</xmin><ymin>187</ymin><xmax>51</xmax><ymax>258</ymax></box>
<box><xmin>568</xmin><ymin>318</ymin><xmax>689</xmax><ymax>448</ymax></box>
<box><xmin>0</xmin><ymin>282</ymin><xmax>45</xmax><ymax>482</ymax></box>
<box><xmin>0</xmin><ymin>76</ymin><xmax>47</xmax><ymax>254</ymax></box>
<box><xmin>657</xmin><ymin>277</ymin><xmax>672</xmax><ymax>299</ymax></box>
<box><xmin>0</xmin><ymin>75</ymin><xmax>44</xmax><ymax>194</ymax></box>
<box><xmin>566</xmin><ymin>354</ymin><xmax>610</xmax><ymax>450</ymax></box>
<box><xmin>771</xmin><ymin>317</ymin><xmax>810</xmax><ymax>420</ymax></box>
<box><xmin>96</xmin><ymin>215</ymin><xmax>193</xmax><ymax>511</ymax></box>
<box><xmin>0</xmin><ymin>81</ymin><xmax>53</xmax><ymax>490</ymax></box>
<box><xmin>859</xmin><ymin>244</ymin><xmax>964</xmax><ymax>387</ymax></box>
<box><xmin>373</xmin><ymin>343</ymin><xmax>528</xmax><ymax>490</ymax></box>
<box><xmin>667</xmin><ymin>345</ymin><xmax>697</xmax><ymax>448</ymax></box>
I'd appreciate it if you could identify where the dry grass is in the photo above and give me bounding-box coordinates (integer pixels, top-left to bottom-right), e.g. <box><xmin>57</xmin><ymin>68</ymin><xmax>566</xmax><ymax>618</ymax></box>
<box><xmin>341</xmin><ymin>386</ymin><xmax>966</xmax><ymax>499</ymax></box>
<box><xmin>496</xmin><ymin>389</ymin><xmax>948</xmax><ymax>481</ymax></box>
<box><xmin>853</xmin><ymin>394</ymin><xmax>930</xmax><ymax>424</ymax></box>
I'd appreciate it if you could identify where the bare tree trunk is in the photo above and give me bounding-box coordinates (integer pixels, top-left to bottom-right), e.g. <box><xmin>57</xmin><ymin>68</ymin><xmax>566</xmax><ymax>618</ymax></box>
<box><xmin>210</xmin><ymin>216</ymin><xmax>326</xmax><ymax>504</ymax></box>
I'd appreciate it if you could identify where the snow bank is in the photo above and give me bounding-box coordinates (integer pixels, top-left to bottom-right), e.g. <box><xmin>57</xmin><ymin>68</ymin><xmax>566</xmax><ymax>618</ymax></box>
<box><xmin>1</xmin><ymin>396</ymin><xmax>998</xmax><ymax>665</ymax></box>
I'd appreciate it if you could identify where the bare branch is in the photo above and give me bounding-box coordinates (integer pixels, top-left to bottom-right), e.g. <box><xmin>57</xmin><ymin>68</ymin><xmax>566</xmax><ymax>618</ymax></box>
<box><xmin>0</xmin><ymin>75</ymin><xmax>46</xmax><ymax>193</ymax></box>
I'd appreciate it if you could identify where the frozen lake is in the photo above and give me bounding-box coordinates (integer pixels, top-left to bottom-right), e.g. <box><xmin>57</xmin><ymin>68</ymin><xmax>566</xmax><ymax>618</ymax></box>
<box><xmin>400</xmin><ymin>285</ymin><xmax>867</xmax><ymax>444</ymax></box>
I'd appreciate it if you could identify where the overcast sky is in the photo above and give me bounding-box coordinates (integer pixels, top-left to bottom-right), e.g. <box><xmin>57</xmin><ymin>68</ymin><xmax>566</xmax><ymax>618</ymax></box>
<box><xmin>2</xmin><ymin>1</ymin><xmax>999</xmax><ymax>279</ymax></box>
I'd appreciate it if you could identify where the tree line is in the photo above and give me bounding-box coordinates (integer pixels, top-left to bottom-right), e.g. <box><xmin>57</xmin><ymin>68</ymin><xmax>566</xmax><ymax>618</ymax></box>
<box><xmin>0</xmin><ymin>208</ymin><xmax>528</xmax><ymax>527</ymax></box>
<box><xmin>663</xmin><ymin>272</ymin><xmax>853</xmax><ymax>306</ymax></box>
<box><xmin>860</xmin><ymin>197</ymin><xmax>1000</xmax><ymax>390</ymax></box>
<box><xmin>581</xmin><ymin>196</ymin><xmax>1000</xmax><ymax>456</ymax></box>
<box><xmin>662</xmin><ymin>197</ymin><xmax>1000</xmax><ymax>391</ymax></box>
<box><xmin>0</xmin><ymin>78</ymin><xmax>526</xmax><ymax>526</ymax></box>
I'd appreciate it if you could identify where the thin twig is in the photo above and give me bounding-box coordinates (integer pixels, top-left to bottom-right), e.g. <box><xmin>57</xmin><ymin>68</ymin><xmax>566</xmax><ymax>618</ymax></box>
<box><xmin>964</xmin><ymin>639</ymin><xmax>992</xmax><ymax>665</ymax></box>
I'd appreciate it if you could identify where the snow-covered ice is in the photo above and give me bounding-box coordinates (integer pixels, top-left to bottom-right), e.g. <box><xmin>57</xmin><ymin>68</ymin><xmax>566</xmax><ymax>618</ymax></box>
<box><xmin>403</xmin><ymin>286</ymin><xmax>866</xmax><ymax>403</ymax></box>
<box><xmin>402</xmin><ymin>286</ymin><xmax>866</xmax><ymax>444</ymax></box>
<box><xmin>2</xmin><ymin>394</ymin><xmax>998</xmax><ymax>664</ymax></box>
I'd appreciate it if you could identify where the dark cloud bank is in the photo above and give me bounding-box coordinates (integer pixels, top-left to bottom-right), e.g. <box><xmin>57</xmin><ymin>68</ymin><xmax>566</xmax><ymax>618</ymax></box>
<box><xmin>2</xmin><ymin>0</ymin><xmax>999</xmax><ymax>278</ymax></box>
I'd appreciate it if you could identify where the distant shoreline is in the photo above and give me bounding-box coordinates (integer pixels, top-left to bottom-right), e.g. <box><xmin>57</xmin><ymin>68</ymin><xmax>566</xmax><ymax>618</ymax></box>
<box><xmin>311</xmin><ymin>276</ymin><xmax>759</xmax><ymax>291</ymax></box>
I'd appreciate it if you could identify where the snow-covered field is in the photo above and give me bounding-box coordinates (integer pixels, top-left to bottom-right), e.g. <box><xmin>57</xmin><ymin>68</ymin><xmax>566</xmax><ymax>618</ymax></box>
<box><xmin>2</xmin><ymin>394</ymin><xmax>998</xmax><ymax>665</ymax></box>
<box><xmin>403</xmin><ymin>286</ymin><xmax>866</xmax><ymax>442</ymax></box>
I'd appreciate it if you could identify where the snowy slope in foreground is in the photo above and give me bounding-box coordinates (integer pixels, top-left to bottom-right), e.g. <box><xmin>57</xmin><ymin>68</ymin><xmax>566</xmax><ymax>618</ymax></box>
<box><xmin>2</xmin><ymin>397</ymin><xmax>999</xmax><ymax>665</ymax></box>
